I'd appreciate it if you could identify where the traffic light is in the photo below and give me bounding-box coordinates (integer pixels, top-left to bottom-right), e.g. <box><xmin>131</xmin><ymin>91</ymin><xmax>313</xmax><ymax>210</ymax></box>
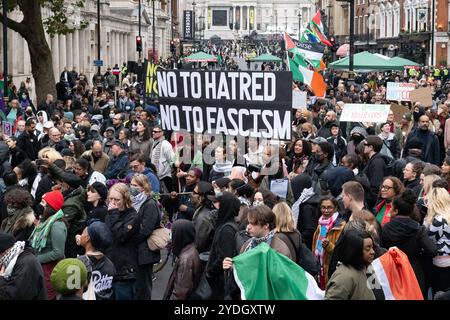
<box><xmin>329</xmin><ymin>36</ymin><xmax>339</xmax><ymax>52</ymax></box>
<box><xmin>170</xmin><ymin>40</ymin><xmax>175</xmax><ymax>53</ymax></box>
<box><xmin>136</xmin><ymin>36</ymin><xmax>142</xmax><ymax>52</ymax></box>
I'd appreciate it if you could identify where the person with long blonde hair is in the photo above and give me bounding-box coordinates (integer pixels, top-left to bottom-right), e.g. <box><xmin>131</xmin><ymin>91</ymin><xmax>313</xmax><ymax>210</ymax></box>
<box><xmin>424</xmin><ymin>186</ymin><xmax>450</xmax><ymax>295</ymax></box>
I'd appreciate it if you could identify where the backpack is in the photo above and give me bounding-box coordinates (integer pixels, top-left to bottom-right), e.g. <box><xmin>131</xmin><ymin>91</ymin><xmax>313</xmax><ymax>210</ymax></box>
<box><xmin>277</xmin><ymin>232</ymin><xmax>320</xmax><ymax>277</ymax></box>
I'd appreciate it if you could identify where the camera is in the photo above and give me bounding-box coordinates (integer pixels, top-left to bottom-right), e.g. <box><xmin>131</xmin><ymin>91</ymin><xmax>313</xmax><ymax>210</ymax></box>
<box><xmin>247</xmin><ymin>163</ymin><xmax>262</xmax><ymax>173</ymax></box>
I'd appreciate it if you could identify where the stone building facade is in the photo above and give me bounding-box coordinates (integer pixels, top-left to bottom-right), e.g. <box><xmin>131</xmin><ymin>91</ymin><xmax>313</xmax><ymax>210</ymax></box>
<box><xmin>0</xmin><ymin>0</ymin><xmax>172</xmax><ymax>102</ymax></box>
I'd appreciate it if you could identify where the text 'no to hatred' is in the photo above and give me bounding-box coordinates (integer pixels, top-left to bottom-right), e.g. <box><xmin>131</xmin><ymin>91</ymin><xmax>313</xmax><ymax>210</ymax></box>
<box><xmin>156</xmin><ymin>70</ymin><xmax>293</xmax><ymax>140</ymax></box>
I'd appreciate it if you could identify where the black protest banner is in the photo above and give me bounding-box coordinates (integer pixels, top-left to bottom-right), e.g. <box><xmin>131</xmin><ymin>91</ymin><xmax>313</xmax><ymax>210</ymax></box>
<box><xmin>156</xmin><ymin>70</ymin><xmax>293</xmax><ymax>140</ymax></box>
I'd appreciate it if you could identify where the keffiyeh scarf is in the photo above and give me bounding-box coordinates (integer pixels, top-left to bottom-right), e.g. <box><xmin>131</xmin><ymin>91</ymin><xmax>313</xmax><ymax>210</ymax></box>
<box><xmin>244</xmin><ymin>230</ymin><xmax>276</xmax><ymax>252</ymax></box>
<box><xmin>0</xmin><ymin>241</ymin><xmax>25</xmax><ymax>280</ymax></box>
<box><xmin>292</xmin><ymin>187</ymin><xmax>315</xmax><ymax>227</ymax></box>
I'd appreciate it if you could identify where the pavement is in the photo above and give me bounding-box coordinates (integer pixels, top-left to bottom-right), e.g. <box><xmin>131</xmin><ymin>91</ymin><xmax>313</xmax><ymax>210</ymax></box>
<box><xmin>233</xmin><ymin>57</ymin><xmax>249</xmax><ymax>71</ymax></box>
<box><xmin>152</xmin><ymin>248</ymin><xmax>174</xmax><ymax>300</ymax></box>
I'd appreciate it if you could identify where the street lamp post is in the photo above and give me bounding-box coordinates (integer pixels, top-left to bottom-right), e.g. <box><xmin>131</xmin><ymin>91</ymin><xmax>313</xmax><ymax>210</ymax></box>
<box><xmin>138</xmin><ymin>0</ymin><xmax>142</xmax><ymax>65</ymax></box>
<box><xmin>3</xmin><ymin>0</ymin><xmax>8</xmax><ymax>103</ymax></box>
<box><xmin>431</xmin><ymin>0</ymin><xmax>435</xmax><ymax>66</ymax></box>
<box><xmin>285</xmin><ymin>15</ymin><xmax>288</xmax><ymax>31</ymax></box>
<box><xmin>192</xmin><ymin>1</ymin><xmax>196</xmax><ymax>52</ymax></box>
<box><xmin>152</xmin><ymin>0</ymin><xmax>156</xmax><ymax>63</ymax></box>
<box><xmin>97</xmin><ymin>0</ymin><xmax>101</xmax><ymax>86</ymax></box>
<box><xmin>366</xmin><ymin>14</ymin><xmax>370</xmax><ymax>50</ymax></box>
<box><xmin>298</xmin><ymin>12</ymin><xmax>302</xmax><ymax>41</ymax></box>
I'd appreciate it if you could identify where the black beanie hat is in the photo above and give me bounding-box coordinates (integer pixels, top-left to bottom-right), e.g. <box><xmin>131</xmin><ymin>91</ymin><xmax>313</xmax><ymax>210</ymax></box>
<box><xmin>0</xmin><ymin>232</ymin><xmax>15</xmax><ymax>253</ymax></box>
<box><xmin>62</xmin><ymin>172</ymin><xmax>83</xmax><ymax>189</ymax></box>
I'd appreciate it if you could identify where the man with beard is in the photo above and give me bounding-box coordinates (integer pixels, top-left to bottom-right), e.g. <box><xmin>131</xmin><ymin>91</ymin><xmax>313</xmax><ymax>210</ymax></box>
<box><xmin>171</xmin><ymin>168</ymin><xmax>202</xmax><ymax>221</ymax></box>
<box><xmin>81</xmin><ymin>140</ymin><xmax>109</xmax><ymax>174</ymax></box>
<box><xmin>191</xmin><ymin>181</ymin><xmax>216</xmax><ymax>254</ymax></box>
<box><xmin>404</xmin><ymin>115</ymin><xmax>440</xmax><ymax>165</ymax></box>
<box><xmin>17</xmin><ymin>118</ymin><xmax>40</xmax><ymax>161</ymax></box>
<box><xmin>316</xmin><ymin>110</ymin><xmax>338</xmax><ymax>139</ymax></box>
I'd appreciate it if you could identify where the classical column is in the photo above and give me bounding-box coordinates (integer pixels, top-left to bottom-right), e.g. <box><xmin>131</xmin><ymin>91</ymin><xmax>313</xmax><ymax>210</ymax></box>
<box><xmin>108</xmin><ymin>31</ymin><xmax>116</xmax><ymax>64</ymax></box>
<box><xmin>233</xmin><ymin>6</ymin><xmax>236</xmax><ymax>30</ymax></box>
<box><xmin>59</xmin><ymin>34</ymin><xmax>67</xmax><ymax>71</ymax></box>
<box><xmin>51</xmin><ymin>34</ymin><xmax>60</xmax><ymax>79</ymax></box>
<box><xmin>120</xmin><ymin>33</ymin><xmax>124</xmax><ymax>65</ymax></box>
<box><xmin>66</xmin><ymin>33</ymin><xmax>73</xmax><ymax>69</ymax></box>
<box><xmin>115</xmin><ymin>32</ymin><xmax>120</xmax><ymax>66</ymax></box>
<box><xmin>73</xmin><ymin>30</ymin><xmax>80</xmax><ymax>72</ymax></box>
<box><xmin>124</xmin><ymin>33</ymin><xmax>128</xmax><ymax>63</ymax></box>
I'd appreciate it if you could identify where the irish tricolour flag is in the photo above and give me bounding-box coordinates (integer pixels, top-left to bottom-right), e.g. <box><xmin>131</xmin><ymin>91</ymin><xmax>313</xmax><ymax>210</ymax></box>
<box><xmin>232</xmin><ymin>242</ymin><xmax>324</xmax><ymax>300</ymax></box>
<box><xmin>288</xmin><ymin>54</ymin><xmax>327</xmax><ymax>97</ymax></box>
<box><xmin>370</xmin><ymin>247</ymin><xmax>424</xmax><ymax>300</ymax></box>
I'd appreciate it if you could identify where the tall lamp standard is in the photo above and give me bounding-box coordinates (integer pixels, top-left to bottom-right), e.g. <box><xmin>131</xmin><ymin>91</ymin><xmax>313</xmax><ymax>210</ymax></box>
<box><xmin>199</xmin><ymin>15</ymin><xmax>204</xmax><ymax>44</ymax></box>
<box><xmin>192</xmin><ymin>1</ymin><xmax>196</xmax><ymax>51</ymax></box>
<box><xmin>337</xmin><ymin>0</ymin><xmax>354</xmax><ymax>71</ymax></box>
<box><xmin>152</xmin><ymin>0</ymin><xmax>156</xmax><ymax>63</ymax></box>
<box><xmin>298</xmin><ymin>12</ymin><xmax>302</xmax><ymax>41</ymax></box>
<box><xmin>97</xmin><ymin>0</ymin><xmax>101</xmax><ymax>86</ymax></box>
<box><xmin>3</xmin><ymin>0</ymin><xmax>8</xmax><ymax>103</ymax></box>
<box><xmin>138</xmin><ymin>0</ymin><xmax>142</xmax><ymax>65</ymax></box>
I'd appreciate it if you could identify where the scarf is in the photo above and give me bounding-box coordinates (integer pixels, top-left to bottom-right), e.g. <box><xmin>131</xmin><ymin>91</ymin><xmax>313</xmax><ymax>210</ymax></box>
<box><xmin>315</xmin><ymin>211</ymin><xmax>339</xmax><ymax>263</ymax></box>
<box><xmin>212</xmin><ymin>161</ymin><xmax>233</xmax><ymax>174</ymax></box>
<box><xmin>0</xmin><ymin>241</ymin><xmax>25</xmax><ymax>280</ymax></box>
<box><xmin>30</xmin><ymin>209</ymin><xmax>64</xmax><ymax>253</ymax></box>
<box><xmin>315</xmin><ymin>211</ymin><xmax>339</xmax><ymax>289</ymax></box>
<box><xmin>291</xmin><ymin>187</ymin><xmax>315</xmax><ymax>227</ymax></box>
<box><xmin>245</xmin><ymin>230</ymin><xmax>276</xmax><ymax>252</ymax></box>
<box><xmin>133</xmin><ymin>193</ymin><xmax>148</xmax><ymax>212</ymax></box>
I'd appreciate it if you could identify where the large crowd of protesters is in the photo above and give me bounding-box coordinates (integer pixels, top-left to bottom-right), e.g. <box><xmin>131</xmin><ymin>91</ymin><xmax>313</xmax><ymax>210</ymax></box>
<box><xmin>0</xmin><ymin>40</ymin><xmax>450</xmax><ymax>300</ymax></box>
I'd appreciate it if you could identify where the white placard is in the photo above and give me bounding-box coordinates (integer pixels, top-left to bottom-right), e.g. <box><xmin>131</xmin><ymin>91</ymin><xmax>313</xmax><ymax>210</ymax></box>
<box><xmin>292</xmin><ymin>90</ymin><xmax>307</xmax><ymax>109</ymax></box>
<box><xmin>340</xmin><ymin>104</ymin><xmax>391</xmax><ymax>123</ymax></box>
<box><xmin>386</xmin><ymin>82</ymin><xmax>416</xmax><ymax>101</ymax></box>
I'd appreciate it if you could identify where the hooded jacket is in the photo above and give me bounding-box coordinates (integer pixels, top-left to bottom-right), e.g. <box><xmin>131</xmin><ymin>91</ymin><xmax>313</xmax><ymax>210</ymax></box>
<box><xmin>163</xmin><ymin>220</ymin><xmax>202</xmax><ymax>300</ymax></box>
<box><xmin>382</xmin><ymin>216</ymin><xmax>437</xmax><ymax>295</ymax></box>
<box><xmin>363</xmin><ymin>152</ymin><xmax>388</xmax><ymax>208</ymax></box>
<box><xmin>206</xmin><ymin>193</ymin><xmax>240</xmax><ymax>294</ymax></box>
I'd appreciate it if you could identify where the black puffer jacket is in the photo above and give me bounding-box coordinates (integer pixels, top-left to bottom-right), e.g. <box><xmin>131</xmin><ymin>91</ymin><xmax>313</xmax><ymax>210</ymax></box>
<box><xmin>105</xmin><ymin>207</ymin><xmax>140</xmax><ymax>280</ymax></box>
<box><xmin>382</xmin><ymin>216</ymin><xmax>437</xmax><ymax>296</ymax></box>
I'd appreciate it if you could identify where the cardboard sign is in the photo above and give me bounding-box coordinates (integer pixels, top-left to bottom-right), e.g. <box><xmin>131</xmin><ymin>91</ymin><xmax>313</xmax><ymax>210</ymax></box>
<box><xmin>2</xmin><ymin>121</ymin><xmax>12</xmax><ymax>137</ymax></box>
<box><xmin>340</xmin><ymin>104</ymin><xmax>391</xmax><ymax>123</ymax></box>
<box><xmin>292</xmin><ymin>90</ymin><xmax>307</xmax><ymax>109</ymax></box>
<box><xmin>409</xmin><ymin>87</ymin><xmax>433</xmax><ymax>107</ymax></box>
<box><xmin>390</xmin><ymin>103</ymin><xmax>411</xmax><ymax>123</ymax></box>
<box><xmin>386</xmin><ymin>82</ymin><xmax>416</xmax><ymax>101</ymax></box>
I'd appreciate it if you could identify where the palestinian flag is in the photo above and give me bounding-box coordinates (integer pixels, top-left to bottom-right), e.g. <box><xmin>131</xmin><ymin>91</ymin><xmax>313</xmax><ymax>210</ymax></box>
<box><xmin>290</xmin><ymin>41</ymin><xmax>325</xmax><ymax>69</ymax></box>
<box><xmin>300</xmin><ymin>28</ymin><xmax>321</xmax><ymax>44</ymax></box>
<box><xmin>370</xmin><ymin>247</ymin><xmax>424</xmax><ymax>300</ymax></box>
<box><xmin>288</xmin><ymin>55</ymin><xmax>327</xmax><ymax>97</ymax></box>
<box><xmin>308</xmin><ymin>10</ymin><xmax>332</xmax><ymax>46</ymax></box>
<box><xmin>233</xmin><ymin>242</ymin><xmax>324</xmax><ymax>300</ymax></box>
<box><xmin>284</xmin><ymin>32</ymin><xmax>296</xmax><ymax>51</ymax></box>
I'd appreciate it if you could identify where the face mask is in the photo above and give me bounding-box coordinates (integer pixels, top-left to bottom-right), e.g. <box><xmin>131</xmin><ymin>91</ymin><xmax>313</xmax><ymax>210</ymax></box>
<box><xmin>302</xmin><ymin>131</ymin><xmax>309</xmax><ymax>138</ymax></box>
<box><xmin>6</xmin><ymin>206</ymin><xmax>17</xmax><ymax>215</ymax></box>
<box><xmin>253</xmin><ymin>200</ymin><xmax>264</xmax><ymax>207</ymax></box>
<box><xmin>129</xmin><ymin>187</ymin><xmax>140</xmax><ymax>197</ymax></box>
<box><xmin>313</xmin><ymin>154</ymin><xmax>322</xmax><ymax>162</ymax></box>
<box><xmin>109</xmin><ymin>113</ymin><xmax>115</xmax><ymax>119</ymax></box>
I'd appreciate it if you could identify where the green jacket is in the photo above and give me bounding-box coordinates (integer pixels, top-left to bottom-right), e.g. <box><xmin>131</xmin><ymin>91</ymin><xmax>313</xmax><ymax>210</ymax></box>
<box><xmin>325</xmin><ymin>263</ymin><xmax>375</xmax><ymax>300</ymax></box>
<box><xmin>36</xmin><ymin>220</ymin><xmax>67</xmax><ymax>264</ymax></box>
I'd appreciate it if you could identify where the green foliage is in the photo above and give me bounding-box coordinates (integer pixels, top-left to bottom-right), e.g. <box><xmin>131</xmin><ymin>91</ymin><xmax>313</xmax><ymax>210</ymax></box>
<box><xmin>42</xmin><ymin>0</ymin><xmax>88</xmax><ymax>37</ymax></box>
